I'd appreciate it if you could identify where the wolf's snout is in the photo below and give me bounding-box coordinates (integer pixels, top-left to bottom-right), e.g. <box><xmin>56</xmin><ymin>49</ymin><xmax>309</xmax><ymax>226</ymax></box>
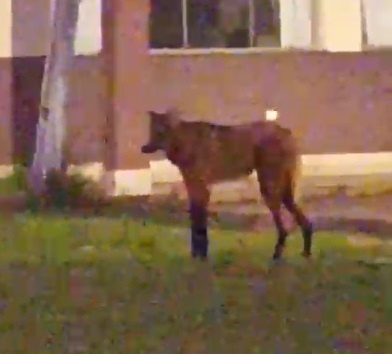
<box><xmin>141</xmin><ymin>144</ymin><xmax>158</xmax><ymax>154</ymax></box>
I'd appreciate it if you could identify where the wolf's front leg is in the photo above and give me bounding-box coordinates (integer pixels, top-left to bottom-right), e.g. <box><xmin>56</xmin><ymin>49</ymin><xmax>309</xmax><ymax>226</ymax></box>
<box><xmin>182</xmin><ymin>174</ymin><xmax>211</xmax><ymax>260</ymax></box>
<box><xmin>189</xmin><ymin>201</ymin><xmax>209</xmax><ymax>259</ymax></box>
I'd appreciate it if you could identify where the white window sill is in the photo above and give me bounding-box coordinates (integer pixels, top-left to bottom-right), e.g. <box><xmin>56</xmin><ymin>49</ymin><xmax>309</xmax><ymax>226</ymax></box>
<box><xmin>362</xmin><ymin>45</ymin><xmax>392</xmax><ymax>51</ymax></box>
<box><xmin>149</xmin><ymin>47</ymin><xmax>319</xmax><ymax>56</ymax></box>
<box><xmin>149</xmin><ymin>46</ymin><xmax>392</xmax><ymax>56</ymax></box>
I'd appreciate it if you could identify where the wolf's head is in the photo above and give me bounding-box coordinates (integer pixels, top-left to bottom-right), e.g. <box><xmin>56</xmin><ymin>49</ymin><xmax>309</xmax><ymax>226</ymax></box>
<box><xmin>141</xmin><ymin>110</ymin><xmax>181</xmax><ymax>154</ymax></box>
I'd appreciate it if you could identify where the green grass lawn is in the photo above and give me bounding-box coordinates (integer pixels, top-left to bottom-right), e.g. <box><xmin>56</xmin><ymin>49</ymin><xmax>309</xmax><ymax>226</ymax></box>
<box><xmin>0</xmin><ymin>215</ymin><xmax>391</xmax><ymax>353</ymax></box>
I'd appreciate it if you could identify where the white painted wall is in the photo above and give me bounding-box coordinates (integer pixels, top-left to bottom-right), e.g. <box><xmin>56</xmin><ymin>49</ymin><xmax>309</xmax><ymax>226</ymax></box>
<box><xmin>74</xmin><ymin>0</ymin><xmax>102</xmax><ymax>54</ymax></box>
<box><xmin>280</xmin><ymin>0</ymin><xmax>312</xmax><ymax>48</ymax></box>
<box><xmin>362</xmin><ymin>0</ymin><xmax>392</xmax><ymax>47</ymax></box>
<box><xmin>0</xmin><ymin>0</ymin><xmax>12</xmax><ymax>58</ymax></box>
<box><xmin>315</xmin><ymin>0</ymin><xmax>362</xmax><ymax>51</ymax></box>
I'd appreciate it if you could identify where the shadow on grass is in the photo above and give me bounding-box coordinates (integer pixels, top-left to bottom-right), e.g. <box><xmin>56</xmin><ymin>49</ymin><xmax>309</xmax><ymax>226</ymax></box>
<box><xmin>2</xmin><ymin>192</ymin><xmax>392</xmax><ymax>241</ymax></box>
<box><xmin>0</xmin><ymin>193</ymin><xmax>272</xmax><ymax>234</ymax></box>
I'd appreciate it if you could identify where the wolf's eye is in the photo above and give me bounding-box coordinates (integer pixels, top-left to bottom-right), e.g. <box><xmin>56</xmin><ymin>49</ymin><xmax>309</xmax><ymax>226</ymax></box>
<box><xmin>151</xmin><ymin>124</ymin><xmax>167</xmax><ymax>143</ymax></box>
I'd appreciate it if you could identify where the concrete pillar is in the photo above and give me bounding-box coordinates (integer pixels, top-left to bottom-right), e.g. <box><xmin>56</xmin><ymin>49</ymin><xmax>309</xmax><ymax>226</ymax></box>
<box><xmin>313</xmin><ymin>0</ymin><xmax>363</xmax><ymax>51</ymax></box>
<box><xmin>102</xmin><ymin>0</ymin><xmax>152</xmax><ymax>196</ymax></box>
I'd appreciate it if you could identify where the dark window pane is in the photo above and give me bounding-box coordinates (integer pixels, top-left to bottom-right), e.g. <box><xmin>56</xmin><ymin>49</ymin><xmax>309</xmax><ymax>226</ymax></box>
<box><xmin>149</xmin><ymin>0</ymin><xmax>281</xmax><ymax>49</ymax></box>
<box><xmin>187</xmin><ymin>0</ymin><xmax>250</xmax><ymax>48</ymax></box>
<box><xmin>149</xmin><ymin>0</ymin><xmax>183</xmax><ymax>48</ymax></box>
<box><xmin>254</xmin><ymin>0</ymin><xmax>281</xmax><ymax>47</ymax></box>
<box><xmin>187</xmin><ymin>0</ymin><xmax>220</xmax><ymax>47</ymax></box>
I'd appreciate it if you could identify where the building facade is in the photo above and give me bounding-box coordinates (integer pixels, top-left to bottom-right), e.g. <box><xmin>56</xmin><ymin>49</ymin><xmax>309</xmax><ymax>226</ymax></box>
<box><xmin>0</xmin><ymin>0</ymin><xmax>391</xmax><ymax>195</ymax></box>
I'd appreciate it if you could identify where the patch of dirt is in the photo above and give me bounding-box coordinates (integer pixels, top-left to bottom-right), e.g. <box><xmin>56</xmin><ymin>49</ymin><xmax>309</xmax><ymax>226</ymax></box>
<box><xmin>347</xmin><ymin>233</ymin><xmax>385</xmax><ymax>247</ymax></box>
<box><xmin>0</xmin><ymin>194</ymin><xmax>26</xmax><ymax>214</ymax></box>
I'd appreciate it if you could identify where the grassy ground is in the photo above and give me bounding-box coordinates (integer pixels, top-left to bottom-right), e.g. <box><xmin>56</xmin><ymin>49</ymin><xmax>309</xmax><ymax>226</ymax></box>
<box><xmin>0</xmin><ymin>215</ymin><xmax>391</xmax><ymax>353</ymax></box>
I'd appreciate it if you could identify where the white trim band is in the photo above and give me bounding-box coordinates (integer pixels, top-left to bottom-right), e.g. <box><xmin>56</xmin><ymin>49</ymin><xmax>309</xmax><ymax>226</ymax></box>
<box><xmin>150</xmin><ymin>152</ymin><xmax>392</xmax><ymax>184</ymax></box>
<box><xmin>0</xmin><ymin>152</ymin><xmax>390</xmax><ymax>197</ymax></box>
<box><xmin>0</xmin><ymin>165</ymin><xmax>14</xmax><ymax>179</ymax></box>
<box><xmin>104</xmin><ymin>168</ymin><xmax>152</xmax><ymax>197</ymax></box>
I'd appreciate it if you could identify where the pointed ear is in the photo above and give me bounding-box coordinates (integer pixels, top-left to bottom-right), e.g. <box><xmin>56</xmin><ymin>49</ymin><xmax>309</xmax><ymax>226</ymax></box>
<box><xmin>148</xmin><ymin>111</ymin><xmax>163</xmax><ymax>126</ymax></box>
<box><xmin>167</xmin><ymin>114</ymin><xmax>181</xmax><ymax>128</ymax></box>
<box><xmin>166</xmin><ymin>108</ymin><xmax>181</xmax><ymax>128</ymax></box>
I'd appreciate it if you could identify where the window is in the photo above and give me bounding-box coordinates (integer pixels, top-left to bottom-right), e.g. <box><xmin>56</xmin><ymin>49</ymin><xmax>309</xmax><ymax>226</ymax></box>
<box><xmin>150</xmin><ymin>0</ymin><xmax>314</xmax><ymax>50</ymax></box>
<box><xmin>361</xmin><ymin>0</ymin><xmax>392</xmax><ymax>48</ymax></box>
<box><xmin>149</xmin><ymin>0</ymin><xmax>183</xmax><ymax>48</ymax></box>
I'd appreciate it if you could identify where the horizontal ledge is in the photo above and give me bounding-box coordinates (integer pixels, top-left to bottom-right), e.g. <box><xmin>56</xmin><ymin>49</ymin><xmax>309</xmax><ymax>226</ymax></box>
<box><xmin>149</xmin><ymin>47</ymin><xmax>392</xmax><ymax>56</ymax></box>
<box><xmin>150</xmin><ymin>152</ymin><xmax>392</xmax><ymax>184</ymax></box>
<box><xmin>1</xmin><ymin>152</ymin><xmax>390</xmax><ymax>197</ymax></box>
<box><xmin>149</xmin><ymin>47</ymin><xmax>325</xmax><ymax>56</ymax></box>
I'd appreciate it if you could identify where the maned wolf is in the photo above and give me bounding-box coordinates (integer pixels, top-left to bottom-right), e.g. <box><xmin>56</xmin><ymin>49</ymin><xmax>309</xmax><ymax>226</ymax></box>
<box><xmin>141</xmin><ymin>109</ymin><xmax>313</xmax><ymax>261</ymax></box>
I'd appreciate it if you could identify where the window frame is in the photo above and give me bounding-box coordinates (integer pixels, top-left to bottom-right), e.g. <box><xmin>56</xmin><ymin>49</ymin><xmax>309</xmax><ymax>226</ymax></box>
<box><xmin>149</xmin><ymin>0</ymin><xmax>296</xmax><ymax>55</ymax></box>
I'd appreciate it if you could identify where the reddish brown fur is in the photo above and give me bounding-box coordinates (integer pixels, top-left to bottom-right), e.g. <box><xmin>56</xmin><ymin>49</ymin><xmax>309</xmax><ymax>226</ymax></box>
<box><xmin>141</xmin><ymin>109</ymin><xmax>313</xmax><ymax>261</ymax></box>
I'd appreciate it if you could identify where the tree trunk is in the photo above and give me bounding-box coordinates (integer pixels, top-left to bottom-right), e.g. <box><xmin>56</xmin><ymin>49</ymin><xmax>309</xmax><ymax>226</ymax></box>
<box><xmin>28</xmin><ymin>0</ymin><xmax>80</xmax><ymax>194</ymax></box>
